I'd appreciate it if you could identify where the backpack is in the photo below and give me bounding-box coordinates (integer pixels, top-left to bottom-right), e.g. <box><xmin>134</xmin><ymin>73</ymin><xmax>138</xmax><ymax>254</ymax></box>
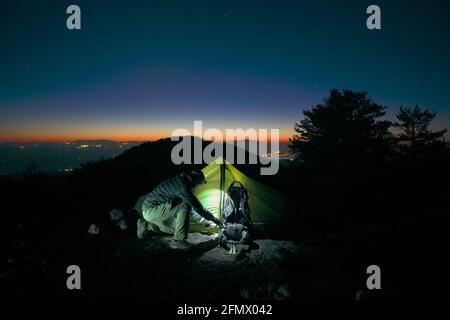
<box><xmin>219</xmin><ymin>181</ymin><xmax>253</xmax><ymax>250</ymax></box>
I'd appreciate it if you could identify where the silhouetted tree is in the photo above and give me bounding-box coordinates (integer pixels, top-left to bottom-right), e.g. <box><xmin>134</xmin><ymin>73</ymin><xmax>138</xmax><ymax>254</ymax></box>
<box><xmin>395</xmin><ymin>105</ymin><xmax>447</xmax><ymax>159</ymax></box>
<box><xmin>290</xmin><ymin>89</ymin><xmax>392</xmax><ymax>170</ymax></box>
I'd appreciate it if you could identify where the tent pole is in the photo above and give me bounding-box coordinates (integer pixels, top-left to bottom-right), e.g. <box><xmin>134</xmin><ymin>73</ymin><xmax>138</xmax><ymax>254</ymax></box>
<box><xmin>219</xmin><ymin>159</ymin><xmax>225</xmax><ymax>219</ymax></box>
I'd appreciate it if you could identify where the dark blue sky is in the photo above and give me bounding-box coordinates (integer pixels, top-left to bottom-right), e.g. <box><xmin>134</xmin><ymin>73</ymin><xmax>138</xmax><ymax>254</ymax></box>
<box><xmin>1</xmin><ymin>0</ymin><xmax>449</xmax><ymax>141</ymax></box>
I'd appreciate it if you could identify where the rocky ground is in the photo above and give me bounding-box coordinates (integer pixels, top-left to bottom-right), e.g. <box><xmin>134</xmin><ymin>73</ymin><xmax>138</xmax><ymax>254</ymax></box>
<box><xmin>74</xmin><ymin>232</ymin><xmax>305</xmax><ymax>300</ymax></box>
<box><xmin>2</xmin><ymin>210</ymin><xmax>448</xmax><ymax>300</ymax></box>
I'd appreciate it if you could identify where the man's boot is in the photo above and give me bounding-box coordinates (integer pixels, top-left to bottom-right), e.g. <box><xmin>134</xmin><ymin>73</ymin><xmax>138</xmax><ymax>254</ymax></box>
<box><xmin>147</xmin><ymin>221</ymin><xmax>160</xmax><ymax>233</ymax></box>
<box><xmin>137</xmin><ymin>218</ymin><xmax>148</xmax><ymax>239</ymax></box>
<box><xmin>169</xmin><ymin>239</ymin><xmax>191</xmax><ymax>250</ymax></box>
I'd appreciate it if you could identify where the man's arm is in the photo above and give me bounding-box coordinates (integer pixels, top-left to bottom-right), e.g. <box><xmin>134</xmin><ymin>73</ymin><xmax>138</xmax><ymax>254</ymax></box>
<box><xmin>177</xmin><ymin>185</ymin><xmax>220</xmax><ymax>224</ymax></box>
<box><xmin>191</xmin><ymin>209</ymin><xmax>217</xmax><ymax>228</ymax></box>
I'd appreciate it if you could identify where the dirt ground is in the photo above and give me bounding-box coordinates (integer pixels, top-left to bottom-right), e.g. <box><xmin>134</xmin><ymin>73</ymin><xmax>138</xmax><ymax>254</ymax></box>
<box><xmin>2</xmin><ymin>212</ymin><xmax>449</xmax><ymax>300</ymax></box>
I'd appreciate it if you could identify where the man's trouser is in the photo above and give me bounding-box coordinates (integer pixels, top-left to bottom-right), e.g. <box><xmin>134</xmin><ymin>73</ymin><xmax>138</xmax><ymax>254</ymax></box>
<box><xmin>142</xmin><ymin>201</ymin><xmax>191</xmax><ymax>240</ymax></box>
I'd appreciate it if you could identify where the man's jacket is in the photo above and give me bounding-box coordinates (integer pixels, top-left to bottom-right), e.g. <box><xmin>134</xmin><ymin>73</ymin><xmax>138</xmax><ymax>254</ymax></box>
<box><xmin>143</xmin><ymin>173</ymin><xmax>216</xmax><ymax>222</ymax></box>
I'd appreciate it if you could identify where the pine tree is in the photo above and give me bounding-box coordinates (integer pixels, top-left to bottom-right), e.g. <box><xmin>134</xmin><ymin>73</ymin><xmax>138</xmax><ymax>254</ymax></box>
<box><xmin>395</xmin><ymin>105</ymin><xmax>447</xmax><ymax>158</ymax></box>
<box><xmin>289</xmin><ymin>89</ymin><xmax>392</xmax><ymax>169</ymax></box>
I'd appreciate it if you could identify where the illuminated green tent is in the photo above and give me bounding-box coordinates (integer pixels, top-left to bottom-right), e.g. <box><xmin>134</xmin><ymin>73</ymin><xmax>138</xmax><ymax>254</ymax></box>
<box><xmin>134</xmin><ymin>157</ymin><xmax>287</xmax><ymax>231</ymax></box>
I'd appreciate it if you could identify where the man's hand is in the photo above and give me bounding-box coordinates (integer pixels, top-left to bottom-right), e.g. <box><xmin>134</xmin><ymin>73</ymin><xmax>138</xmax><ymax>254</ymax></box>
<box><xmin>204</xmin><ymin>221</ymin><xmax>215</xmax><ymax>228</ymax></box>
<box><xmin>203</xmin><ymin>217</ymin><xmax>221</xmax><ymax>228</ymax></box>
<box><xmin>212</xmin><ymin>217</ymin><xmax>222</xmax><ymax>227</ymax></box>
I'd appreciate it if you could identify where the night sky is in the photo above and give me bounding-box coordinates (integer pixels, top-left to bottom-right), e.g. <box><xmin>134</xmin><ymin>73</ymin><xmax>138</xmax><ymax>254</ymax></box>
<box><xmin>1</xmin><ymin>0</ymin><xmax>449</xmax><ymax>142</ymax></box>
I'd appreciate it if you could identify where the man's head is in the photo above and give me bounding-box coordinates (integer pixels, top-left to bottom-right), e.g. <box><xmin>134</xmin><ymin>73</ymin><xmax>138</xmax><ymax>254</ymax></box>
<box><xmin>183</xmin><ymin>169</ymin><xmax>207</xmax><ymax>188</ymax></box>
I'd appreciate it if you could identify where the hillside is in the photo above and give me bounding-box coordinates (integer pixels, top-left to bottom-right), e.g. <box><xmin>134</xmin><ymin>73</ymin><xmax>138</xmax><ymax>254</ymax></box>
<box><xmin>1</xmin><ymin>137</ymin><xmax>450</xmax><ymax>299</ymax></box>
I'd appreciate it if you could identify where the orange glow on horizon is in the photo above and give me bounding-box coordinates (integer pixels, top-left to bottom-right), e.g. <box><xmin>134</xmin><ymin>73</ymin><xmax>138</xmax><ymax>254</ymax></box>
<box><xmin>0</xmin><ymin>133</ymin><xmax>292</xmax><ymax>143</ymax></box>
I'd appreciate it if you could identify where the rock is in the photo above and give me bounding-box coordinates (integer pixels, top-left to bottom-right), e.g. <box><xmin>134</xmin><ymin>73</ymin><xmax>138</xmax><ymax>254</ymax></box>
<box><xmin>117</xmin><ymin>219</ymin><xmax>128</xmax><ymax>230</ymax></box>
<box><xmin>273</xmin><ymin>284</ymin><xmax>290</xmax><ymax>300</ymax></box>
<box><xmin>267</xmin><ymin>282</ymin><xmax>275</xmax><ymax>295</ymax></box>
<box><xmin>240</xmin><ymin>288</ymin><xmax>252</xmax><ymax>300</ymax></box>
<box><xmin>88</xmin><ymin>223</ymin><xmax>100</xmax><ymax>235</ymax></box>
<box><xmin>355</xmin><ymin>289</ymin><xmax>366</xmax><ymax>300</ymax></box>
<box><xmin>110</xmin><ymin>209</ymin><xmax>124</xmax><ymax>221</ymax></box>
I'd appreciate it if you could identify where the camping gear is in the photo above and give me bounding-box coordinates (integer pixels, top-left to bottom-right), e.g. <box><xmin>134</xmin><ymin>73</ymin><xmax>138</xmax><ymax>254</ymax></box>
<box><xmin>134</xmin><ymin>157</ymin><xmax>286</xmax><ymax>237</ymax></box>
<box><xmin>192</xmin><ymin>157</ymin><xmax>286</xmax><ymax>227</ymax></box>
<box><xmin>218</xmin><ymin>181</ymin><xmax>253</xmax><ymax>253</ymax></box>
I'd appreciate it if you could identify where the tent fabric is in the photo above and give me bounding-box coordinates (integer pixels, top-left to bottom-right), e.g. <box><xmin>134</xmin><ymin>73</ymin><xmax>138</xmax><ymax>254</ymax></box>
<box><xmin>194</xmin><ymin>157</ymin><xmax>286</xmax><ymax>224</ymax></box>
<box><xmin>134</xmin><ymin>157</ymin><xmax>287</xmax><ymax>232</ymax></box>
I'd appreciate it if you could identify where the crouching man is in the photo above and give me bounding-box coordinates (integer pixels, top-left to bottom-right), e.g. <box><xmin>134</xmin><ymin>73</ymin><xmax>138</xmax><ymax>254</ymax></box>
<box><xmin>137</xmin><ymin>170</ymin><xmax>221</xmax><ymax>249</ymax></box>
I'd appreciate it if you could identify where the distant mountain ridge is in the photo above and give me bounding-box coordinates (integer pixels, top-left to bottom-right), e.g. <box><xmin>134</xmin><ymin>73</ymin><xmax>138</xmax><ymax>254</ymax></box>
<box><xmin>0</xmin><ymin>137</ymin><xmax>290</xmax><ymax>175</ymax></box>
